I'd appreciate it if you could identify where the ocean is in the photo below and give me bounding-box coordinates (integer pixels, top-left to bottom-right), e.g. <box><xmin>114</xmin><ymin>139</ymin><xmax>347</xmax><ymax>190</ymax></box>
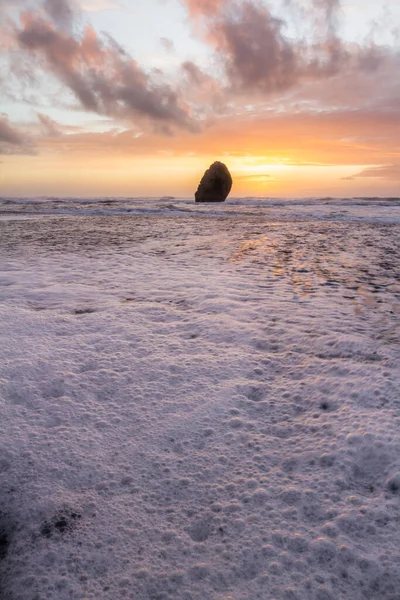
<box><xmin>1</xmin><ymin>195</ymin><xmax>400</xmax><ymax>221</ymax></box>
<box><xmin>0</xmin><ymin>196</ymin><xmax>399</xmax><ymax>599</ymax></box>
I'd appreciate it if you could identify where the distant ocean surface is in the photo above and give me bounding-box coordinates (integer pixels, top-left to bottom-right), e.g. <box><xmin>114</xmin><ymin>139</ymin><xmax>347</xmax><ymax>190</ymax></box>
<box><xmin>1</xmin><ymin>195</ymin><xmax>400</xmax><ymax>222</ymax></box>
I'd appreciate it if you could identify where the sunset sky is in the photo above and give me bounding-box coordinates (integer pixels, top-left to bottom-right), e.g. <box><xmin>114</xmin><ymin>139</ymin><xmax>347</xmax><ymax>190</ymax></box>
<box><xmin>0</xmin><ymin>0</ymin><xmax>399</xmax><ymax>197</ymax></box>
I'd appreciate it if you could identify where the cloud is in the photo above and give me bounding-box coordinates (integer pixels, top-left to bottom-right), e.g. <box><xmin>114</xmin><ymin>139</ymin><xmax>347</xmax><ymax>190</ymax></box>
<box><xmin>160</xmin><ymin>37</ymin><xmax>175</xmax><ymax>53</ymax></box>
<box><xmin>32</xmin><ymin>106</ymin><xmax>400</xmax><ymax>172</ymax></box>
<box><xmin>182</xmin><ymin>0</ymin><xmax>390</xmax><ymax>96</ymax></box>
<box><xmin>43</xmin><ymin>0</ymin><xmax>75</xmax><ymax>28</ymax></box>
<box><xmin>0</xmin><ymin>116</ymin><xmax>26</xmax><ymax>145</ymax></box>
<box><xmin>345</xmin><ymin>165</ymin><xmax>400</xmax><ymax>181</ymax></box>
<box><xmin>312</xmin><ymin>0</ymin><xmax>340</xmax><ymax>34</ymax></box>
<box><xmin>317</xmin><ymin>0</ymin><xmax>340</xmax><ymax>20</ymax></box>
<box><xmin>0</xmin><ymin>0</ymin><xmax>75</xmax><ymax>25</ymax></box>
<box><xmin>0</xmin><ymin>0</ymin><xmax>25</xmax><ymax>9</ymax></box>
<box><xmin>0</xmin><ymin>115</ymin><xmax>35</xmax><ymax>154</ymax></box>
<box><xmin>16</xmin><ymin>12</ymin><xmax>196</xmax><ymax>131</ymax></box>
<box><xmin>236</xmin><ymin>173</ymin><xmax>271</xmax><ymax>181</ymax></box>
<box><xmin>37</xmin><ymin>112</ymin><xmax>63</xmax><ymax>137</ymax></box>
<box><xmin>184</xmin><ymin>0</ymin><xmax>225</xmax><ymax>18</ymax></box>
<box><xmin>216</xmin><ymin>2</ymin><xmax>298</xmax><ymax>94</ymax></box>
<box><xmin>181</xmin><ymin>61</ymin><xmax>225</xmax><ymax>116</ymax></box>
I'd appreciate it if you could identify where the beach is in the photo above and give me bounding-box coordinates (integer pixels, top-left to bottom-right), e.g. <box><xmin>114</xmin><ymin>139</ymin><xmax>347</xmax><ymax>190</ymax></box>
<box><xmin>0</xmin><ymin>197</ymin><xmax>399</xmax><ymax>600</ymax></box>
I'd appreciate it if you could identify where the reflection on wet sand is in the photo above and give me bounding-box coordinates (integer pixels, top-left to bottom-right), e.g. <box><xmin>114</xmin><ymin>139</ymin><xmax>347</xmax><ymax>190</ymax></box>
<box><xmin>229</xmin><ymin>223</ymin><xmax>400</xmax><ymax>342</ymax></box>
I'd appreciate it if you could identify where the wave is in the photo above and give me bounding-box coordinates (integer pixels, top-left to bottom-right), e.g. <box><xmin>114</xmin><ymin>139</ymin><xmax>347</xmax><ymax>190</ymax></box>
<box><xmin>1</xmin><ymin>196</ymin><xmax>400</xmax><ymax>223</ymax></box>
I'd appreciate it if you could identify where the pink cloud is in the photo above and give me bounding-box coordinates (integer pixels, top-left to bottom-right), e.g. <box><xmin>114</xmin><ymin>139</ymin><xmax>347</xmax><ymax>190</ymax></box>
<box><xmin>345</xmin><ymin>165</ymin><xmax>400</xmax><ymax>180</ymax></box>
<box><xmin>17</xmin><ymin>13</ymin><xmax>196</xmax><ymax>131</ymax></box>
<box><xmin>181</xmin><ymin>0</ymin><xmax>392</xmax><ymax>97</ymax></box>
<box><xmin>0</xmin><ymin>115</ymin><xmax>35</xmax><ymax>154</ymax></box>
<box><xmin>37</xmin><ymin>112</ymin><xmax>63</xmax><ymax>137</ymax></box>
<box><xmin>0</xmin><ymin>115</ymin><xmax>26</xmax><ymax>145</ymax></box>
<box><xmin>43</xmin><ymin>0</ymin><xmax>75</xmax><ymax>28</ymax></box>
<box><xmin>184</xmin><ymin>0</ymin><xmax>225</xmax><ymax>18</ymax></box>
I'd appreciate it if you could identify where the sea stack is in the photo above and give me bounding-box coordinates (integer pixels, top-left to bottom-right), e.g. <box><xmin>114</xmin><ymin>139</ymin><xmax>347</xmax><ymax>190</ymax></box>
<box><xmin>195</xmin><ymin>161</ymin><xmax>232</xmax><ymax>203</ymax></box>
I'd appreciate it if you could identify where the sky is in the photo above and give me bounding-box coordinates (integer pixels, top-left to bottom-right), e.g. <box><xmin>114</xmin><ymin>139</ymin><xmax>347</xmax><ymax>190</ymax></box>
<box><xmin>0</xmin><ymin>0</ymin><xmax>399</xmax><ymax>198</ymax></box>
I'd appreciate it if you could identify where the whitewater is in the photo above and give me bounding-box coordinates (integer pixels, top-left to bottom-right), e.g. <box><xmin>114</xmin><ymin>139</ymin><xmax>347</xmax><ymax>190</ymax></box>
<box><xmin>0</xmin><ymin>196</ymin><xmax>399</xmax><ymax>600</ymax></box>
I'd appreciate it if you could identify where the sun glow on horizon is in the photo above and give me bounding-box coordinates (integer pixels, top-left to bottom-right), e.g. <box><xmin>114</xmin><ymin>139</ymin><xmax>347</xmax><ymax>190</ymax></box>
<box><xmin>1</xmin><ymin>151</ymin><xmax>391</xmax><ymax>198</ymax></box>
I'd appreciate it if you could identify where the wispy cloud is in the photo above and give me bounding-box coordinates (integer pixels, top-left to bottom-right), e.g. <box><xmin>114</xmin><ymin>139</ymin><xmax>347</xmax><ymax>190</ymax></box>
<box><xmin>160</xmin><ymin>37</ymin><xmax>175</xmax><ymax>53</ymax></box>
<box><xmin>345</xmin><ymin>164</ymin><xmax>400</xmax><ymax>181</ymax></box>
<box><xmin>182</xmin><ymin>0</ymin><xmax>391</xmax><ymax>96</ymax></box>
<box><xmin>37</xmin><ymin>112</ymin><xmax>63</xmax><ymax>137</ymax></box>
<box><xmin>30</xmin><ymin>107</ymin><xmax>400</xmax><ymax>172</ymax></box>
<box><xmin>43</xmin><ymin>0</ymin><xmax>75</xmax><ymax>28</ymax></box>
<box><xmin>16</xmin><ymin>8</ymin><xmax>197</xmax><ymax>131</ymax></box>
<box><xmin>0</xmin><ymin>116</ymin><xmax>26</xmax><ymax>145</ymax></box>
<box><xmin>0</xmin><ymin>114</ymin><xmax>35</xmax><ymax>154</ymax></box>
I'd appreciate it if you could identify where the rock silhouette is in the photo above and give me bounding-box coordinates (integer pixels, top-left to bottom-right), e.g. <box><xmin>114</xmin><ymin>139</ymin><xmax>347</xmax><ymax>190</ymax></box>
<box><xmin>195</xmin><ymin>162</ymin><xmax>232</xmax><ymax>203</ymax></box>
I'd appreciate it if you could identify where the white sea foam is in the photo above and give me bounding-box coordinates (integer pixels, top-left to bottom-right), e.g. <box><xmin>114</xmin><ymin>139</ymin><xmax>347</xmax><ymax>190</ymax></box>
<box><xmin>0</xmin><ymin>207</ymin><xmax>399</xmax><ymax>599</ymax></box>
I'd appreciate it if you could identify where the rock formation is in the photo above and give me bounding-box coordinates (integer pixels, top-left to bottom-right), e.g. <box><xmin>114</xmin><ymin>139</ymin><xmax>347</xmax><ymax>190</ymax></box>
<box><xmin>195</xmin><ymin>161</ymin><xmax>232</xmax><ymax>203</ymax></box>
